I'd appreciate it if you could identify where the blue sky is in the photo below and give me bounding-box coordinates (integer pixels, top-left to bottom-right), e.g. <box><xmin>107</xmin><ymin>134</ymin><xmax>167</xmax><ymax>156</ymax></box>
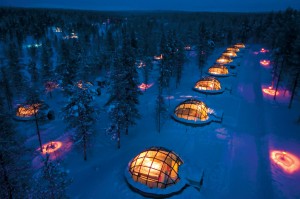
<box><xmin>1</xmin><ymin>0</ymin><xmax>300</xmax><ymax>12</ymax></box>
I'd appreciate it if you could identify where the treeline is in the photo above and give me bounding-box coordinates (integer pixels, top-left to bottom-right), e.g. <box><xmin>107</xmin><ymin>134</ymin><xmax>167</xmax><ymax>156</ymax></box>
<box><xmin>0</xmin><ymin>7</ymin><xmax>299</xmax><ymax>198</ymax></box>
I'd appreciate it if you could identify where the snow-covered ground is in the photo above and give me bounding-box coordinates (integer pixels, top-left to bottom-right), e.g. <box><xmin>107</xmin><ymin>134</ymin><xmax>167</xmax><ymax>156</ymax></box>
<box><xmin>18</xmin><ymin>44</ymin><xmax>300</xmax><ymax>198</ymax></box>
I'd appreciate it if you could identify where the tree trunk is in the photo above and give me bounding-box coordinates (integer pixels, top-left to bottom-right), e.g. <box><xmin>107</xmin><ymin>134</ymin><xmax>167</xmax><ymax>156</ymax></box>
<box><xmin>117</xmin><ymin>128</ymin><xmax>120</xmax><ymax>149</ymax></box>
<box><xmin>274</xmin><ymin>58</ymin><xmax>284</xmax><ymax>100</ymax></box>
<box><xmin>83</xmin><ymin>134</ymin><xmax>87</xmax><ymax>161</ymax></box>
<box><xmin>288</xmin><ymin>73</ymin><xmax>299</xmax><ymax>109</ymax></box>
<box><xmin>49</xmin><ymin>91</ymin><xmax>52</xmax><ymax>99</ymax></box>
<box><xmin>34</xmin><ymin>109</ymin><xmax>43</xmax><ymax>152</ymax></box>
<box><xmin>158</xmin><ymin>97</ymin><xmax>161</xmax><ymax>133</ymax></box>
<box><xmin>125</xmin><ymin>116</ymin><xmax>128</xmax><ymax>135</ymax></box>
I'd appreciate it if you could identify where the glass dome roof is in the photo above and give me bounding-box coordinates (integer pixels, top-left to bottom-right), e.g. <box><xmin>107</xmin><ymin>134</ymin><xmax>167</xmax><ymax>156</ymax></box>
<box><xmin>208</xmin><ymin>64</ymin><xmax>229</xmax><ymax>75</ymax></box>
<box><xmin>128</xmin><ymin>147</ymin><xmax>183</xmax><ymax>189</ymax></box>
<box><xmin>174</xmin><ymin>99</ymin><xmax>209</xmax><ymax>122</ymax></box>
<box><xmin>194</xmin><ymin>76</ymin><xmax>221</xmax><ymax>91</ymax></box>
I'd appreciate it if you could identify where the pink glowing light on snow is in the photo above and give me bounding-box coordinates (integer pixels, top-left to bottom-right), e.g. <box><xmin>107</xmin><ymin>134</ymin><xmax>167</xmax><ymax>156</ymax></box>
<box><xmin>138</xmin><ymin>83</ymin><xmax>154</xmax><ymax>91</ymax></box>
<box><xmin>260</xmin><ymin>59</ymin><xmax>271</xmax><ymax>67</ymax></box>
<box><xmin>270</xmin><ymin>150</ymin><xmax>300</xmax><ymax>174</ymax></box>
<box><xmin>262</xmin><ymin>87</ymin><xmax>279</xmax><ymax>96</ymax></box>
<box><xmin>260</xmin><ymin>48</ymin><xmax>269</xmax><ymax>53</ymax></box>
<box><xmin>39</xmin><ymin>141</ymin><xmax>62</xmax><ymax>155</ymax></box>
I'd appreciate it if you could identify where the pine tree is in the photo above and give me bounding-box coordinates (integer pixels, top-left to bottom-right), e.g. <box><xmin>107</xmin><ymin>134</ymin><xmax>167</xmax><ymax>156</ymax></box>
<box><xmin>108</xmin><ymin>27</ymin><xmax>141</xmax><ymax>147</ymax></box>
<box><xmin>7</xmin><ymin>42</ymin><xmax>25</xmax><ymax>97</ymax></box>
<box><xmin>0</xmin><ymin>67</ymin><xmax>13</xmax><ymax>110</ymax></box>
<box><xmin>197</xmin><ymin>23</ymin><xmax>208</xmax><ymax>75</ymax></box>
<box><xmin>63</xmin><ymin>83</ymin><xmax>97</xmax><ymax>160</ymax></box>
<box><xmin>108</xmin><ymin>53</ymin><xmax>126</xmax><ymax>148</ymax></box>
<box><xmin>28</xmin><ymin>45</ymin><xmax>39</xmax><ymax>86</ymax></box>
<box><xmin>0</xmin><ymin>95</ymin><xmax>31</xmax><ymax>199</ymax></box>
<box><xmin>174</xmin><ymin>35</ymin><xmax>185</xmax><ymax>88</ymax></box>
<box><xmin>33</xmin><ymin>155</ymin><xmax>71</xmax><ymax>199</ymax></box>
<box><xmin>41</xmin><ymin>39</ymin><xmax>53</xmax><ymax>83</ymax></box>
<box><xmin>121</xmin><ymin>27</ymin><xmax>141</xmax><ymax>135</ymax></box>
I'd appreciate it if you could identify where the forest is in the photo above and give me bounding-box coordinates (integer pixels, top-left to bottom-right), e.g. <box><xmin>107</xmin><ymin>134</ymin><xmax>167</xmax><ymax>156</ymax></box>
<box><xmin>0</xmin><ymin>7</ymin><xmax>299</xmax><ymax>198</ymax></box>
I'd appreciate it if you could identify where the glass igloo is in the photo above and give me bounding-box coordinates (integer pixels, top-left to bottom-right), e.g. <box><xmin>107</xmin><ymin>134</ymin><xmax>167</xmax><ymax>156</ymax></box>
<box><xmin>173</xmin><ymin>99</ymin><xmax>213</xmax><ymax>125</ymax></box>
<box><xmin>216</xmin><ymin>56</ymin><xmax>233</xmax><ymax>64</ymax></box>
<box><xmin>194</xmin><ymin>76</ymin><xmax>224</xmax><ymax>94</ymax></box>
<box><xmin>125</xmin><ymin>147</ymin><xmax>186</xmax><ymax>197</ymax></box>
<box><xmin>208</xmin><ymin>64</ymin><xmax>229</xmax><ymax>76</ymax></box>
<box><xmin>222</xmin><ymin>51</ymin><xmax>237</xmax><ymax>58</ymax></box>
<box><xmin>226</xmin><ymin>47</ymin><xmax>239</xmax><ymax>52</ymax></box>
<box><xmin>234</xmin><ymin>43</ymin><xmax>245</xmax><ymax>48</ymax></box>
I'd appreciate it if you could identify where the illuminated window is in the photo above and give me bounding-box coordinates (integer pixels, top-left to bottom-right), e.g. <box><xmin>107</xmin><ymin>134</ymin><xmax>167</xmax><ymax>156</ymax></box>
<box><xmin>129</xmin><ymin>147</ymin><xmax>183</xmax><ymax>189</ymax></box>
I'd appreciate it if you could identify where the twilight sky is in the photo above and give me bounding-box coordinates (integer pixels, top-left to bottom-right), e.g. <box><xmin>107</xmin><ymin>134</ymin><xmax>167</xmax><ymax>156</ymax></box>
<box><xmin>1</xmin><ymin>0</ymin><xmax>300</xmax><ymax>12</ymax></box>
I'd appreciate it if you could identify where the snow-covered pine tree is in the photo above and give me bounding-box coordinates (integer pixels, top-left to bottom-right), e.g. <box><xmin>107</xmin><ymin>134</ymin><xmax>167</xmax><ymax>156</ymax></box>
<box><xmin>174</xmin><ymin>35</ymin><xmax>185</xmax><ymax>88</ymax></box>
<box><xmin>121</xmin><ymin>26</ymin><xmax>141</xmax><ymax>135</ymax></box>
<box><xmin>28</xmin><ymin>45</ymin><xmax>40</xmax><ymax>85</ymax></box>
<box><xmin>159</xmin><ymin>31</ymin><xmax>171</xmax><ymax>90</ymax></box>
<box><xmin>61</xmin><ymin>40</ymin><xmax>82</xmax><ymax>94</ymax></box>
<box><xmin>41</xmin><ymin>38</ymin><xmax>53</xmax><ymax>84</ymax></box>
<box><xmin>7</xmin><ymin>41</ymin><xmax>25</xmax><ymax>97</ymax></box>
<box><xmin>108</xmin><ymin>52</ymin><xmax>126</xmax><ymax>149</ymax></box>
<box><xmin>63</xmin><ymin>83</ymin><xmax>97</xmax><ymax>160</ymax></box>
<box><xmin>143</xmin><ymin>57</ymin><xmax>152</xmax><ymax>87</ymax></box>
<box><xmin>197</xmin><ymin>22</ymin><xmax>208</xmax><ymax>75</ymax></box>
<box><xmin>0</xmin><ymin>67</ymin><xmax>13</xmax><ymax>111</ymax></box>
<box><xmin>0</xmin><ymin>94</ymin><xmax>32</xmax><ymax>199</ymax></box>
<box><xmin>33</xmin><ymin>155</ymin><xmax>72</xmax><ymax>199</ymax></box>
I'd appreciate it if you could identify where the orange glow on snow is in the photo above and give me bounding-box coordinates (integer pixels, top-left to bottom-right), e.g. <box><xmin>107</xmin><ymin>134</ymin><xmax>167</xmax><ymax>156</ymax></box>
<box><xmin>262</xmin><ymin>88</ymin><xmax>279</xmax><ymax>96</ymax></box>
<box><xmin>260</xmin><ymin>60</ymin><xmax>270</xmax><ymax>67</ymax></box>
<box><xmin>138</xmin><ymin>83</ymin><xmax>154</xmax><ymax>91</ymax></box>
<box><xmin>270</xmin><ymin>150</ymin><xmax>300</xmax><ymax>174</ymax></box>
<box><xmin>40</xmin><ymin>141</ymin><xmax>63</xmax><ymax>155</ymax></box>
<box><xmin>260</xmin><ymin>48</ymin><xmax>269</xmax><ymax>53</ymax></box>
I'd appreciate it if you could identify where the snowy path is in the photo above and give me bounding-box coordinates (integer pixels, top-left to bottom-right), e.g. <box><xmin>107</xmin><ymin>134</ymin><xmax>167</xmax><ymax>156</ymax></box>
<box><xmin>225</xmin><ymin>48</ymin><xmax>274</xmax><ymax>198</ymax></box>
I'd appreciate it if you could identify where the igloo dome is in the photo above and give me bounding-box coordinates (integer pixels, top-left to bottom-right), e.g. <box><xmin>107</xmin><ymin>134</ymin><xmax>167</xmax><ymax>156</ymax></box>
<box><xmin>194</xmin><ymin>76</ymin><xmax>224</xmax><ymax>94</ymax></box>
<box><xmin>208</xmin><ymin>64</ymin><xmax>229</xmax><ymax>76</ymax></box>
<box><xmin>125</xmin><ymin>147</ymin><xmax>186</xmax><ymax>197</ymax></box>
<box><xmin>172</xmin><ymin>99</ymin><xmax>215</xmax><ymax>126</ymax></box>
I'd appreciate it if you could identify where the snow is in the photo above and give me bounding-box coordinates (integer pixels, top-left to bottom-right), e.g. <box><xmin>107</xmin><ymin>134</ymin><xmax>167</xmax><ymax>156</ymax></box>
<box><xmin>17</xmin><ymin>44</ymin><xmax>300</xmax><ymax>198</ymax></box>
